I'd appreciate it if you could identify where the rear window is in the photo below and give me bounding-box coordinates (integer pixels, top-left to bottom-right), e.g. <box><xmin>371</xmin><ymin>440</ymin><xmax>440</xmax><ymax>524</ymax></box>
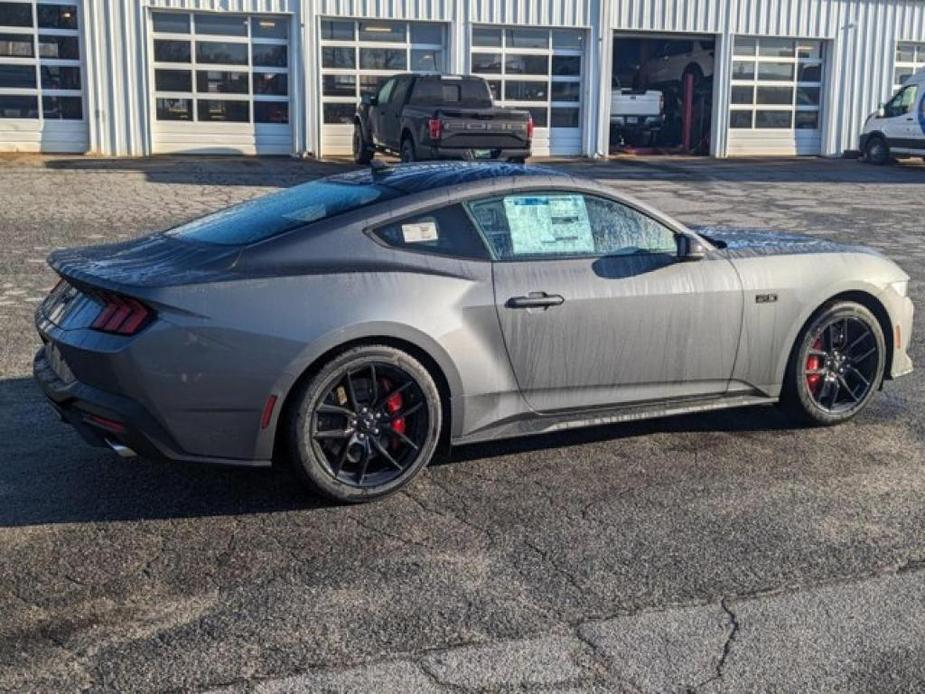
<box><xmin>409</xmin><ymin>78</ymin><xmax>493</xmax><ymax>107</ymax></box>
<box><xmin>167</xmin><ymin>179</ymin><xmax>401</xmax><ymax>245</ymax></box>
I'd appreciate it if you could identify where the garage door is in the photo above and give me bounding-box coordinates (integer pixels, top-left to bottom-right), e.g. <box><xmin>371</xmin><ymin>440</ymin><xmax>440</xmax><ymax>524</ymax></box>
<box><xmin>149</xmin><ymin>11</ymin><xmax>291</xmax><ymax>155</ymax></box>
<box><xmin>470</xmin><ymin>26</ymin><xmax>585</xmax><ymax>157</ymax></box>
<box><xmin>727</xmin><ymin>37</ymin><xmax>824</xmax><ymax>156</ymax></box>
<box><xmin>319</xmin><ymin>19</ymin><xmax>447</xmax><ymax>157</ymax></box>
<box><xmin>0</xmin><ymin>0</ymin><xmax>88</xmax><ymax>153</ymax></box>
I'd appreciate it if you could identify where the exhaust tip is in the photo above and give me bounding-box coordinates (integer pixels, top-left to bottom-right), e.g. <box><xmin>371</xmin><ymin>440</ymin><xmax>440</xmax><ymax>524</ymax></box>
<box><xmin>105</xmin><ymin>439</ymin><xmax>137</xmax><ymax>459</ymax></box>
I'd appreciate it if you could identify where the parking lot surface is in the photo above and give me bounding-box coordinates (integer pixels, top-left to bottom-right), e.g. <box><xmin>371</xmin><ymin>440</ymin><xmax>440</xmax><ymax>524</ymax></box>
<box><xmin>0</xmin><ymin>154</ymin><xmax>923</xmax><ymax>693</ymax></box>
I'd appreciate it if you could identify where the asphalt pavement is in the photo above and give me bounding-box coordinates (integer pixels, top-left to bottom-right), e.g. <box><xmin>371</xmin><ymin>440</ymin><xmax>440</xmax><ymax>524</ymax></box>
<box><xmin>0</xmin><ymin>154</ymin><xmax>923</xmax><ymax>693</ymax></box>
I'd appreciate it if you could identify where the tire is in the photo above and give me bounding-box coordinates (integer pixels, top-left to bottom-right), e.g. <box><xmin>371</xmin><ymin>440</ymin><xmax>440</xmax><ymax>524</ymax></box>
<box><xmin>780</xmin><ymin>301</ymin><xmax>886</xmax><ymax>426</ymax></box>
<box><xmin>289</xmin><ymin>345</ymin><xmax>442</xmax><ymax>503</ymax></box>
<box><xmin>400</xmin><ymin>137</ymin><xmax>416</xmax><ymax>163</ymax></box>
<box><xmin>353</xmin><ymin>124</ymin><xmax>373</xmax><ymax>165</ymax></box>
<box><xmin>864</xmin><ymin>135</ymin><xmax>890</xmax><ymax>165</ymax></box>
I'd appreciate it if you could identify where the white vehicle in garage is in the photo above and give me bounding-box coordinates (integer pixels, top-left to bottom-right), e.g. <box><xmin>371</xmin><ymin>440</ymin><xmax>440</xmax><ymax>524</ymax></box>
<box><xmin>860</xmin><ymin>70</ymin><xmax>925</xmax><ymax>164</ymax></box>
<box><xmin>610</xmin><ymin>79</ymin><xmax>664</xmax><ymax>146</ymax></box>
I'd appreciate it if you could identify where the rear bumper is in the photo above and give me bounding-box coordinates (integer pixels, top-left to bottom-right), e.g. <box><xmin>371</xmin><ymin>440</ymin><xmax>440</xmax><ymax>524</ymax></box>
<box><xmin>33</xmin><ymin>346</ymin><xmax>272</xmax><ymax>468</ymax></box>
<box><xmin>422</xmin><ymin>145</ymin><xmax>532</xmax><ymax>161</ymax></box>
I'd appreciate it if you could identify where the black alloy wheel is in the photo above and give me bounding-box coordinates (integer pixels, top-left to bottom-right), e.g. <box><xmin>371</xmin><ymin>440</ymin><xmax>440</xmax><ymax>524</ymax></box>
<box><xmin>290</xmin><ymin>345</ymin><xmax>441</xmax><ymax>502</ymax></box>
<box><xmin>783</xmin><ymin>302</ymin><xmax>885</xmax><ymax>425</ymax></box>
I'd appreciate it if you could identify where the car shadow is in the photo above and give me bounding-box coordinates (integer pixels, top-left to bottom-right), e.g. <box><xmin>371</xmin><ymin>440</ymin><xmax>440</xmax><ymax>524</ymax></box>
<box><xmin>0</xmin><ymin>375</ymin><xmax>802</xmax><ymax>527</ymax></box>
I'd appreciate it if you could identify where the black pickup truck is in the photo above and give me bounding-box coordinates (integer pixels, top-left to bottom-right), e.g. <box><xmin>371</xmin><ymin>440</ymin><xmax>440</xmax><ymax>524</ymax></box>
<box><xmin>353</xmin><ymin>74</ymin><xmax>533</xmax><ymax>164</ymax></box>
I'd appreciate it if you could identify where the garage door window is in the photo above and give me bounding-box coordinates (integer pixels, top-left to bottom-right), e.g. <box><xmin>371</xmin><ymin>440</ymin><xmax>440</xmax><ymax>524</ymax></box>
<box><xmin>0</xmin><ymin>1</ymin><xmax>83</xmax><ymax>120</ymax></box>
<box><xmin>469</xmin><ymin>26</ymin><xmax>583</xmax><ymax>131</ymax></box>
<box><xmin>320</xmin><ymin>19</ymin><xmax>447</xmax><ymax>125</ymax></box>
<box><xmin>151</xmin><ymin>12</ymin><xmax>290</xmax><ymax>124</ymax></box>
<box><xmin>729</xmin><ymin>37</ymin><xmax>823</xmax><ymax>130</ymax></box>
<box><xmin>894</xmin><ymin>43</ymin><xmax>925</xmax><ymax>92</ymax></box>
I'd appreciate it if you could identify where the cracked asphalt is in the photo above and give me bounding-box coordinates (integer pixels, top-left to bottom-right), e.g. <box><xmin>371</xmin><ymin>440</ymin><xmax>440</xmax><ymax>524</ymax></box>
<box><xmin>1</xmin><ymin>154</ymin><xmax>924</xmax><ymax>693</ymax></box>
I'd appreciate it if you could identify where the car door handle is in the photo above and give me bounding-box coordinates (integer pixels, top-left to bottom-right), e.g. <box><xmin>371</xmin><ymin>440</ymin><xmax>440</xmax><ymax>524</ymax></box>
<box><xmin>506</xmin><ymin>293</ymin><xmax>565</xmax><ymax>309</ymax></box>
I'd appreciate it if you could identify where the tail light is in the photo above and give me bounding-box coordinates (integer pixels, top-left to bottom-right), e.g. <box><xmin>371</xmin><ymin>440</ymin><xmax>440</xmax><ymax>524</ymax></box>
<box><xmin>428</xmin><ymin>118</ymin><xmax>443</xmax><ymax>141</ymax></box>
<box><xmin>91</xmin><ymin>291</ymin><xmax>153</xmax><ymax>335</ymax></box>
<box><xmin>526</xmin><ymin>115</ymin><xmax>534</xmax><ymax>140</ymax></box>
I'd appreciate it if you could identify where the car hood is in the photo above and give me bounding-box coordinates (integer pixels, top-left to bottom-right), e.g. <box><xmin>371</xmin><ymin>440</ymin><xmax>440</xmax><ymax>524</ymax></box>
<box><xmin>694</xmin><ymin>227</ymin><xmax>884</xmax><ymax>260</ymax></box>
<box><xmin>48</xmin><ymin>233</ymin><xmax>241</xmax><ymax>292</ymax></box>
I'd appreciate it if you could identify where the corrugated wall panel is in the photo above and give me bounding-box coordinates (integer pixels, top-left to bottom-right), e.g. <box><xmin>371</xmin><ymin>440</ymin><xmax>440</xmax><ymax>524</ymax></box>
<box><xmin>467</xmin><ymin>0</ymin><xmax>593</xmax><ymax>28</ymax></box>
<box><xmin>314</xmin><ymin>0</ymin><xmax>453</xmax><ymax>21</ymax></box>
<box><xmin>144</xmin><ymin>0</ymin><xmax>296</xmax><ymax>12</ymax></box>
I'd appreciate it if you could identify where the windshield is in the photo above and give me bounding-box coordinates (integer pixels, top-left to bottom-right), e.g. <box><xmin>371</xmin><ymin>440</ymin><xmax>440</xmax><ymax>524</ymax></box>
<box><xmin>167</xmin><ymin>179</ymin><xmax>400</xmax><ymax>245</ymax></box>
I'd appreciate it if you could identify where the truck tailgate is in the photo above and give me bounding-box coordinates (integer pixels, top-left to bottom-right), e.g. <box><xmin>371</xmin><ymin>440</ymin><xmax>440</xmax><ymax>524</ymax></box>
<box><xmin>438</xmin><ymin>108</ymin><xmax>530</xmax><ymax>149</ymax></box>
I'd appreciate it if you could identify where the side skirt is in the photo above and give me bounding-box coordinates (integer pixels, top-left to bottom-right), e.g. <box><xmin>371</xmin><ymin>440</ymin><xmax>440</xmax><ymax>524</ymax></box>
<box><xmin>451</xmin><ymin>393</ymin><xmax>778</xmax><ymax>446</ymax></box>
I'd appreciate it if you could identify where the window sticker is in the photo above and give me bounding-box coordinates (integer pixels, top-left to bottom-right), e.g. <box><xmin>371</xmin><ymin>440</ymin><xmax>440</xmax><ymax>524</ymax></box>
<box><xmin>402</xmin><ymin>220</ymin><xmax>439</xmax><ymax>243</ymax></box>
<box><xmin>504</xmin><ymin>194</ymin><xmax>594</xmax><ymax>256</ymax></box>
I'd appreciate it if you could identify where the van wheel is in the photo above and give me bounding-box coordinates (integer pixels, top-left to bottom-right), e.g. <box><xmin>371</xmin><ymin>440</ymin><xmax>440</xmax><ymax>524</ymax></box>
<box><xmin>864</xmin><ymin>135</ymin><xmax>890</xmax><ymax>165</ymax></box>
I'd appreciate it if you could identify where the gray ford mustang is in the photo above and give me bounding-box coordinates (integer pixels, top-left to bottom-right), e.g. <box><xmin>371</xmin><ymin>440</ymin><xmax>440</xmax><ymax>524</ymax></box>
<box><xmin>35</xmin><ymin>163</ymin><xmax>914</xmax><ymax>503</ymax></box>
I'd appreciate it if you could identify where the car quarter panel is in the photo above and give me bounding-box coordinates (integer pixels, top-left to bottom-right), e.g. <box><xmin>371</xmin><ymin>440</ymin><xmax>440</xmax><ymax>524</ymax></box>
<box><xmin>725</xmin><ymin>251</ymin><xmax>910</xmax><ymax>396</ymax></box>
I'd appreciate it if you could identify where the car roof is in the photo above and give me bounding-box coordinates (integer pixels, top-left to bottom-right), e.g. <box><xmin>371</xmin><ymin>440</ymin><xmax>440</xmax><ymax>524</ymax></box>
<box><xmin>325</xmin><ymin>162</ymin><xmax>569</xmax><ymax>196</ymax></box>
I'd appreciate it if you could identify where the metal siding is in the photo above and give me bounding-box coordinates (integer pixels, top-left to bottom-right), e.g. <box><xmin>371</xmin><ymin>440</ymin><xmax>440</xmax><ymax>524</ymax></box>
<box><xmin>467</xmin><ymin>0</ymin><xmax>592</xmax><ymax>26</ymax></box>
<box><xmin>5</xmin><ymin>0</ymin><xmax>925</xmax><ymax>156</ymax></box>
<box><xmin>314</xmin><ymin>0</ymin><xmax>453</xmax><ymax>21</ymax></box>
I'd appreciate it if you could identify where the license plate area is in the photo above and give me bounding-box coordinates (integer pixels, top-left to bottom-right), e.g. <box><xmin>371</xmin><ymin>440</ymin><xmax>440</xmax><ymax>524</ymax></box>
<box><xmin>45</xmin><ymin>342</ymin><xmax>76</xmax><ymax>384</ymax></box>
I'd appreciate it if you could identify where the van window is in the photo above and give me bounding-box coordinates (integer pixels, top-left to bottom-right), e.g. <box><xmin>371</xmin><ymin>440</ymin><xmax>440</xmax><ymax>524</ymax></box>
<box><xmin>885</xmin><ymin>85</ymin><xmax>918</xmax><ymax>117</ymax></box>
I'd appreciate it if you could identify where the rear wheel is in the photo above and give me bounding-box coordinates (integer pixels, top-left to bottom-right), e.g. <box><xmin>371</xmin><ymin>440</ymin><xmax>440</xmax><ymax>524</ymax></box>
<box><xmin>781</xmin><ymin>302</ymin><xmax>885</xmax><ymax>426</ymax></box>
<box><xmin>289</xmin><ymin>345</ymin><xmax>441</xmax><ymax>503</ymax></box>
<box><xmin>353</xmin><ymin>124</ymin><xmax>373</xmax><ymax>165</ymax></box>
<box><xmin>400</xmin><ymin>137</ymin><xmax>416</xmax><ymax>163</ymax></box>
<box><xmin>864</xmin><ymin>135</ymin><xmax>890</xmax><ymax>165</ymax></box>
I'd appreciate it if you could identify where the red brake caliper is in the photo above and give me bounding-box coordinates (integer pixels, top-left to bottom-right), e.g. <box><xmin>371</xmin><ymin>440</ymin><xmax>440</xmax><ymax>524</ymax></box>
<box><xmin>381</xmin><ymin>379</ymin><xmax>405</xmax><ymax>449</ymax></box>
<box><xmin>806</xmin><ymin>337</ymin><xmax>823</xmax><ymax>394</ymax></box>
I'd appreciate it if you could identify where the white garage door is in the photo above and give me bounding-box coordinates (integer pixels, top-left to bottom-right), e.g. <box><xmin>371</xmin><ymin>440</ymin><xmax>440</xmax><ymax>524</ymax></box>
<box><xmin>149</xmin><ymin>11</ymin><xmax>291</xmax><ymax>155</ymax></box>
<box><xmin>727</xmin><ymin>37</ymin><xmax>824</xmax><ymax>156</ymax></box>
<box><xmin>0</xmin><ymin>0</ymin><xmax>88</xmax><ymax>153</ymax></box>
<box><xmin>469</xmin><ymin>26</ymin><xmax>585</xmax><ymax>157</ymax></box>
<box><xmin>318</xmin><ymin>19</ymin><xmax>447</xmax><ymax>157</ymax></box>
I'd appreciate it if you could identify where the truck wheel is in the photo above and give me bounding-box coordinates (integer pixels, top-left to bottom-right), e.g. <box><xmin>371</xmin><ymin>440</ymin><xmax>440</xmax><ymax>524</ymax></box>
<box><xmin>353</xmin><ymin>125</ymin><xmax>373</xmax><ymax>165</ymax></box>
<box><xmin>864</xmin><ymin>135</ymin><xmax>890</xmax><ymax>165</ymax></box>
<box><xmin>400</xmin><ymin>137</ymin><xmax>416</xmax><ymax>163</ymax></box>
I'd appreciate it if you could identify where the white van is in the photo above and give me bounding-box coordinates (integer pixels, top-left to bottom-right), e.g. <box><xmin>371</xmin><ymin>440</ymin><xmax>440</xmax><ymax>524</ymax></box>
<box><xmin>860</xmin><ymin>70</ymin><xmax>925</xmax><ymax>164</ymax></box>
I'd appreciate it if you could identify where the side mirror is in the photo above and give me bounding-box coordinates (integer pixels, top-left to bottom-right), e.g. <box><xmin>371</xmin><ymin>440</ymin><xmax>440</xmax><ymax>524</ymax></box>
<box><xmin>877</xmin><ymin>104</ymin><xmax>886</xmax><ymax>118</ymax></box>
<box><xmin>362</xmin><ymin>95</ymin><xmax>377</xmax><ymax>107</ymax></box>
<box><xmin>677</xmin><ymin>234</ymin><xmax>708</xmax><ymax>261</ymax></box>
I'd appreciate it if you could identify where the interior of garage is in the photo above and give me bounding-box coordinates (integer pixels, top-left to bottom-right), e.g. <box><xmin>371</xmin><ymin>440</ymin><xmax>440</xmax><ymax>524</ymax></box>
<box><xmin>610</xmin><ymin>34</ymin><xmax>715</xmax><ymax>155</ymax></box>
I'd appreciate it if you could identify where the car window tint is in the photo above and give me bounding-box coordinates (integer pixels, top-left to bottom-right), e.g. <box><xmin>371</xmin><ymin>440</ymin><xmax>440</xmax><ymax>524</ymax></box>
<box><xmin>466</xmin><ymin>193</ymin><xmax>676</xmax><ymax>260</ymax></box>
<box><xmin>168</xmin><ymin>179</ymin><xmax>402</xmax><ymax>245</ymax></box>
<box><xmin>372</xmin><ymin>204</ymin><xmax>490</xmax><ymax>260</ymax></box>
<box><xmin>886</xmin><ymin>85</ymin><xmax>917</xmax><ymax>117</ymax></box>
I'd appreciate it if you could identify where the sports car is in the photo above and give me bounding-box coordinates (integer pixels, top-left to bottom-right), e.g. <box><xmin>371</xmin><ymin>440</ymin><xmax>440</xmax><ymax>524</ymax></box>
<box><xmin>34</xmin><ymin>163</ymin><xmax>914</xmax><ymax>503</ymax></box>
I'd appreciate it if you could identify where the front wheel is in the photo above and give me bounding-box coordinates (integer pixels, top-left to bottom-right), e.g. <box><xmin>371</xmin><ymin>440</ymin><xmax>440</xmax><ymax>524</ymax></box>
<box><xmin>781</xmin><ymin>302</ymin><xmax>885</xmax><ymax>426</ymax></box>
<box><xmin>864</xmin><ymin>135</ymin><xmax>890</xmax><ymax>165</ymax></box>
<box><xmin>289</xmin><ymin>345</ymin><xmax>442</xmax><ymax>503</ymax></box>
<box><xmin>353</xmin><ymin>125</ymin><xmax>373</xmax><ymax>165</ymax></box>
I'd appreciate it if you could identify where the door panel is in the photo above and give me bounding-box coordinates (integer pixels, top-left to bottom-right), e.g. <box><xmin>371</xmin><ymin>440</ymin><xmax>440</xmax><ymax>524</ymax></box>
<box><xmin>492</xmin><ymin>254</ymin><xmax>744</xmax><ymax>412</ymax></box>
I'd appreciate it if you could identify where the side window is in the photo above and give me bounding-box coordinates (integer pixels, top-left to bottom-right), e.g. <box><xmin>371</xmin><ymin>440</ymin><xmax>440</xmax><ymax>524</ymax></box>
<box><xmin>466</xmin><ymin>193</ymin><xmax>677</xmax><ymax>260</ymax></box>
<box><xmin>391</xmin><ymin>77</ymin><xmax>412</xmax><ymax>107</ymax></box>
<box><xmin>377</xmin><ymin>78</ymin><xmax>396</xmax><ymax>105</ymax></box>
<box><xmin>886</xmin><ymin>85</ymin><xmax>917</xmax><ymax>117</ymax></box>
<box><xmin>371</xmin><ymin>204</ymin><xmax>490</xmax><ymax>260</ymax></box>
